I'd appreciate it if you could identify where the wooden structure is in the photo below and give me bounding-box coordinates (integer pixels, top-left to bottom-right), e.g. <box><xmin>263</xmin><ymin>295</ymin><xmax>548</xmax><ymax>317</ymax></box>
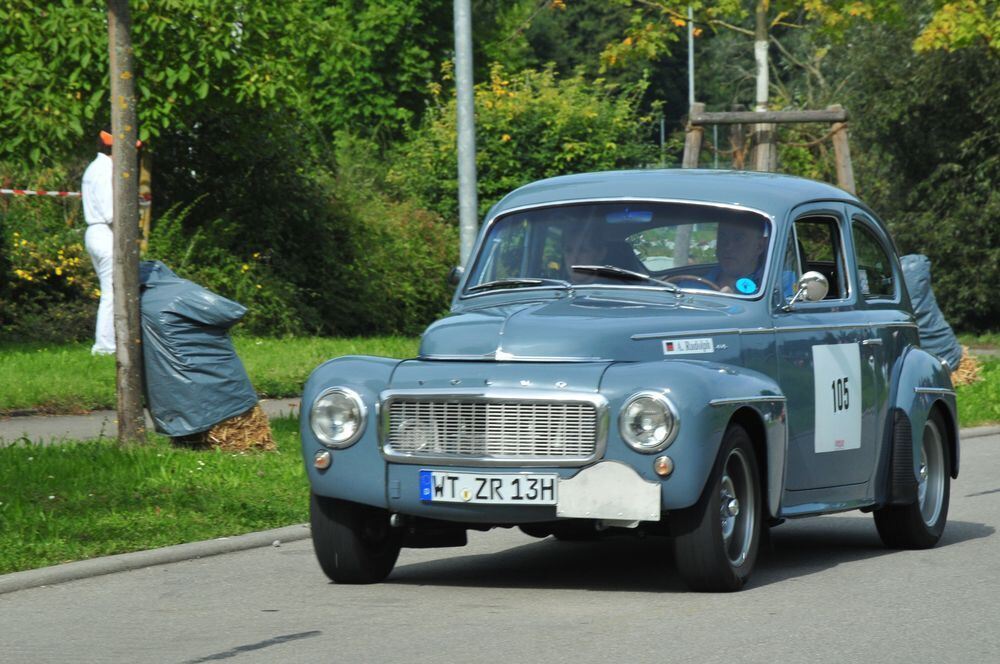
<box><xmin>682</xmin><ymin>102</ymin><xmax>856</xmax><ymax>194</ymax></box>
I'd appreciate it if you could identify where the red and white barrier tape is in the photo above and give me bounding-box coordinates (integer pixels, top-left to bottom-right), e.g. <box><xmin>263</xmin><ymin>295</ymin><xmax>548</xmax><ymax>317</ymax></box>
<box><xmin>1</xmin><ymin>188</ymin><xmax>152</xmax><ymax>207</ymax></box>
<box><xmin>1</xmin><ymin>188</ymin><xmax>81</xmax><ymax>198</ymax></box>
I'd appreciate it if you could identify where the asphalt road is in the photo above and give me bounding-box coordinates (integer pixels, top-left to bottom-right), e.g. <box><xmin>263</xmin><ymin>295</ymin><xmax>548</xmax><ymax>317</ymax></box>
<box><xmin>3</xmin><ymin>432</ymin><xmax>999</xmax><ymax>664</ymax></box>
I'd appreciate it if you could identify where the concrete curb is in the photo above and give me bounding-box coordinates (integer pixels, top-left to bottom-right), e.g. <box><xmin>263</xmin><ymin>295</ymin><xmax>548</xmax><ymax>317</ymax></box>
<box><xmin>0</xmin><ymin>523</ymin><xmax>310</xmax><ymax>596</ymax></box>
<box><xmin>1</xmin><ymin>426</ymin><xmax>996</xmax><ymax>596</ymax></box>
<box><xmin>963</xmin><ymin>425</ymin><xmax>1000</xmax><ymax>440</ymax></box>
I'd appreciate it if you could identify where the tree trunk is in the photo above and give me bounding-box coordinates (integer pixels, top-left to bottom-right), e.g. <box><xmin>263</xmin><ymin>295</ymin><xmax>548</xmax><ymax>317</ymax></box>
<box><xmin>107</xmin><ymin>0</ymin><xmax>145</xmax><ymax>444</ymax></box>
<box><xmin>751</xmin><ymin>0</ymin><xmax>776</xmax><ymax>171</ymax></box>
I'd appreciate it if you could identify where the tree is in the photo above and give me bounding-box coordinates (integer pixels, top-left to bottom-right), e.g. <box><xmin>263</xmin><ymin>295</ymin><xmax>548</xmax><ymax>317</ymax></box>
<box><xmin>107</xmin><ymin>0</ymin><xmax>144</xmax><ymax>444</ymax></box>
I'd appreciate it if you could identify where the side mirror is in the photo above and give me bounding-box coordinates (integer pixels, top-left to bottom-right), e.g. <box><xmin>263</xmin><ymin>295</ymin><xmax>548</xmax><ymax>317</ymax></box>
<box><xmin>784</xmin><ymin>271</ymin><xmax>829</xmax><ymax>310</ymax></box>
<box><xmin>448</xmin><ymin>265</ymin><xmax>465</xmax><ymax>286</ymax></box>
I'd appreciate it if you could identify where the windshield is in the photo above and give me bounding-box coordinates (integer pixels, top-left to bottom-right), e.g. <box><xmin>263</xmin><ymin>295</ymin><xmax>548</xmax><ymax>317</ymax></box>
<box><xmin>465</xmin><ymin>202</ymin><xmax>774</xmax><ymax>297</ymax></box>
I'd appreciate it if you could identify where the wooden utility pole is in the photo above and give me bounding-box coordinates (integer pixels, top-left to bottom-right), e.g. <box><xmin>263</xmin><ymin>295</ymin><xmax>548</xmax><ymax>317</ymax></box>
<box><xmin>751</xmin><ymin>0</ymin><xmax>777</xmax><ymax>172</ymax></box>
<box><xmin>108</xmin><ymin>0</ymin><xmax>145</xmax><ymax>444</ymax></box>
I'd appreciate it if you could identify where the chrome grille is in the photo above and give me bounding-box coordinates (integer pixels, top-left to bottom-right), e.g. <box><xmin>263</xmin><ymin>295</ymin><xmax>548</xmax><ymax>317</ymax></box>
<box><xmin>382</xmin><ymin>392</ymin><xmax>605</xmax><ymax>466</ymax></box>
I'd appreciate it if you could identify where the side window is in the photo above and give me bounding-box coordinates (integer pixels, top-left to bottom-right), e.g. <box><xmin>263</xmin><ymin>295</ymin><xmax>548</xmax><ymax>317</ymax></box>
<box><xmin>794</xmin><ymin>216</ymin><xmax>848</xmax><ymax>300</ymax></box>
<box><xmin>852</xmin><ymin>220</ymin><xmax>896</xmax><ymax>300</ymax></box>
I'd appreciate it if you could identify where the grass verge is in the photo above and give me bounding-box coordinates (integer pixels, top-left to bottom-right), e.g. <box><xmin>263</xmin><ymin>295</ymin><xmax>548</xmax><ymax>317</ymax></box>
<box><xmin>957</xmin><ymin>357</ymin><xmax>1000</xmax><ymax>428</ymax></box>
<box><xmin>0</xmin><ymin>418</ymin><xmax>308</xmax><ymax>575</ymax></box>
<box><xmin>0</xmin><ymin>336</ymin><xmax>419</xmax><ymax>414</ymax></box>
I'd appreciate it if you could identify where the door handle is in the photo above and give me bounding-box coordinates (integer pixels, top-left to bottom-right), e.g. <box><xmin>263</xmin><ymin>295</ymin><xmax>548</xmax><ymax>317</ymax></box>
<box><xmin>861</xmin><ymin>338</ymin><xmax>883</xmax><ymax>346</ymax></box>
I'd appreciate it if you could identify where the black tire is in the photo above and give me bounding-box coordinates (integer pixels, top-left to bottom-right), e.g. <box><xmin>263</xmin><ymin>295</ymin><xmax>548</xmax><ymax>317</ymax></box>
<box><xmin>874</xmin><ymin>409</ymin><xmax>950</xmax><ymax>549</ymax></box>
<box><xmin>673</xmin><ymin>424</ymin><xmax>762</xmax><ymax>592</ymax></box>
<box><xmin>310</xmin><ymin>494</ymin><xmax>401</xmax><ymax>584</ymax></box>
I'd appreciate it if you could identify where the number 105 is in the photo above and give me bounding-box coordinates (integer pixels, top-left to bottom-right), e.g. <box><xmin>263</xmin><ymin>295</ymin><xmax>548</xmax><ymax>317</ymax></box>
<box><xmin>831</xmin><ymin>376</ymin><xmax>850</xmax><ymax>412</ymax></box>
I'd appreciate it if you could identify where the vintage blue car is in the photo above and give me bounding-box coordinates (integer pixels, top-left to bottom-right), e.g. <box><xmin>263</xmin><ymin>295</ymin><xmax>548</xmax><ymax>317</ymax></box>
<box><xmin>300</xmin><ymin>170</ymin><xmax>958</xmax><ymax>591</ymax></box>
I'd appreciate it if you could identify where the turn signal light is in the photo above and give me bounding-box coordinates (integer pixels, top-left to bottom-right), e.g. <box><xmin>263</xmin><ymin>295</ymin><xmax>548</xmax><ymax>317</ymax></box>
<box><xmin>313</xmin><ymin>450</ymin><xmax>332</xmax><ymax>470</ymax></box>
<box><xmin>654</xmin><ymin>455</ymin><xmax>674</xmax><ymax>477</ymax></box>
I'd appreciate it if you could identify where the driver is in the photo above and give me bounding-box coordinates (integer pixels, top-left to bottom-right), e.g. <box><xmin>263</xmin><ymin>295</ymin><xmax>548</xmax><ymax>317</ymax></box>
<box><xmin>672</xmin><ymin>219</ymin><xmax>768</xmax><ymax>294</ymax></box>
<box><xmin>709</xmin><ymin>219</ymin><xmax>769</xmax><ymax>293</ymax></box>
<box><xmin>559</xmin><ymin>215</ymin><xmax>608</xmax><ymax>283</ymax></box>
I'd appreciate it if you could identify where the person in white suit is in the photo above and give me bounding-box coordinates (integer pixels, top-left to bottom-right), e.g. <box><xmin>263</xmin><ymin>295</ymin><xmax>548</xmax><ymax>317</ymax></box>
<box><xmin>81</xmin><ymin>130</ymin><xmax>116</xmax><ymax>355</ymax></box>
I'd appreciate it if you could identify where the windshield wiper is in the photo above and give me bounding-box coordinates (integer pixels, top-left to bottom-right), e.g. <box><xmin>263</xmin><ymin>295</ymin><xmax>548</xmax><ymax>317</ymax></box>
<box><xmin>571</xmin><ymin>265</ymin><xmax>679</xmax><ymax>292</ymax></box>
<box><xmin>467</xmin><ymin>277</ymin><xmax>572</xmax><ymax>293</ymax></box>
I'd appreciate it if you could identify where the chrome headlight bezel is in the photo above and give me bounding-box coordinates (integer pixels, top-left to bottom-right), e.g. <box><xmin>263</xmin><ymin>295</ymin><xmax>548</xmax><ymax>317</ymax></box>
<box><xmin>618</xmin><ymin>390</ymin><xmax>680</xmax><ymax>453</ymax></box>
<box><xmin>310</xmin><ymin>387</ymin><xmax>367</xmax><ymax>449</ymax></box>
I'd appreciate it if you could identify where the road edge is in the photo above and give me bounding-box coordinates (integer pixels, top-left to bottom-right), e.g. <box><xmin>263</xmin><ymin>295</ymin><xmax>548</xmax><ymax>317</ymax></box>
<box><xmin>0</xmin><ymin>523</ymin><xmax>310</xmax><ymax>596</ymax></box>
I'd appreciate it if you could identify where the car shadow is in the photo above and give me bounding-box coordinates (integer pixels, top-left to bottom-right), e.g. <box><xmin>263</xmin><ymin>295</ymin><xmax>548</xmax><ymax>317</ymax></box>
<box><xmin>387</xmin><ymin>517</ymin><xmax>993</xmax><ymax>593</ymax></box>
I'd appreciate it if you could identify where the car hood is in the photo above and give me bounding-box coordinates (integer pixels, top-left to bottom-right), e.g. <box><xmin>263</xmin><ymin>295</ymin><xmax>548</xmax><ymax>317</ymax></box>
<box><xmin>419</xmin><ymin>293</ymin><xmax>749</xmax><ymax>363</ymax></box>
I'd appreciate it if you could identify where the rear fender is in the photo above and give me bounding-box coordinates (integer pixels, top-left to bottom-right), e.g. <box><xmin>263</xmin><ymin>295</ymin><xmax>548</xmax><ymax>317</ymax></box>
<box><xmin>883</xmin><ymin>347</ymin><xmax>959</xmax><ymax>504</ymax></box>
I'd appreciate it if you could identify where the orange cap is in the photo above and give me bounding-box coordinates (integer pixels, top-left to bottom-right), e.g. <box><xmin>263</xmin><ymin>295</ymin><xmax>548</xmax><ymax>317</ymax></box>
<box><xmin>100</xmin><ymin>130</ymin><xmax>143</xmax><ymax>149</ymax></box>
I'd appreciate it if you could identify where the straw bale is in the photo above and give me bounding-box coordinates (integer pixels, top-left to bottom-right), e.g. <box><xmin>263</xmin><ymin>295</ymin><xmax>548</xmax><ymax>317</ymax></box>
<box><xmin>950</xmin><ymin>346</ymin><xmax>982</xmax><ymax>387</ymax></box>
<box><xmin>171</xmin><ymin>403</ymin><xmax>275</xmax><ymax>452</ymax></box>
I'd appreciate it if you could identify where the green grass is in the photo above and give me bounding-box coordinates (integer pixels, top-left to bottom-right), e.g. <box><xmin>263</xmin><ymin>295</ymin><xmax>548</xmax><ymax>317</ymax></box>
<box><xmin>957</xmin><ymin>357</ymin><xmax>1000</xmax><ymax>428</ymax></box>
<box><xmin>0</xmin><ymin>336</ymin><xmax>419</xmax><ymax>414</ymax></box>
<box><xmin>957</xmin><ymin>332</ymin><xmax>1000</xmax><ymax>349</ymax></box>
<box><xmin>0</xmin><ymin>418</ymin><xmax>308</xmax><ymax>575</ymax></box>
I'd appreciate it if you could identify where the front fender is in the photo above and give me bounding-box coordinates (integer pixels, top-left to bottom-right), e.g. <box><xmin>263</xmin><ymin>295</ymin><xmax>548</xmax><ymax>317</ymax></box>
<box><xmin>890</xmin><ymin>346</ymin><xmax>959</xmax><ymax>483</ymax></box>
<box><xmin>600</xmin><ymin>360</ymin><xmax>786</xmax><ymax>517</ymax></box>
<box><xmin>300</xmin><ymin>355</ymin><xmax>403</xmax><ymax>508</ymax></box>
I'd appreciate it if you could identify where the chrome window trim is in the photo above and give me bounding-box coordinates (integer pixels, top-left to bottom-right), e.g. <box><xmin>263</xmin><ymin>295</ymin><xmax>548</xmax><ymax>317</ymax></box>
<box><xmin>632</xmin><ymin>321</ymin><xmax>916</xmax><ymax>342</ymax></box>
<box><xmin>850</xmin><ymin>214</ymin><xmax>902</xmax><ymax>304</ymax></box>
<box><xmin>709</xmin><ymin>395</ymin><xmax>787</xmax><ymax>407</ymax></box>
<box><xmin>378</xmin><ymin>388</ymin><xmax>609</xmax><ymax>468</ymax></box>
<box><xmin>463</xmin><ymin>197</ymin><xmax>777</xmax><ymax>302</ymax></box>
<box><xmin>789</xmin><ymin>211</ymin><xmax>854</xmax><ymax>305</ymax></box>
<box><xmin>914</xmin><ymin>387</ymin><xmax>956</xmax><ymax>397</ymax></box>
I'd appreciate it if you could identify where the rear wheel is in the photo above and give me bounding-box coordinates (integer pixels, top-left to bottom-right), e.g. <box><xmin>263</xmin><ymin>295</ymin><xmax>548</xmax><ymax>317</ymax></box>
<box><xmin>874</xmin><ymin>410</ymin><xmax>950</xmax><ymax>549</ymax></box>
<box><xmin>310</xmin><ymin>494</ymin><xmax>401</xmax><ymax>583</ymax></box>
<box><xmin>673</xmin><ymin>424</ymin><xmax>762</xmax><ymax>592</ymax></box>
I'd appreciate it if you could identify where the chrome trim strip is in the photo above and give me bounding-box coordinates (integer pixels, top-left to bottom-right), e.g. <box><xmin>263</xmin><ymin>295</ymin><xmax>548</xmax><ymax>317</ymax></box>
<box><xmin>631</xmin><ymin>328</ymin><xmax>747</xmax><ymax>340</ymax></box>
<box><xmin>861</xmin><ymin>338</ymin><xmax>883</xmax><ymax>346</ymax></box>
<box><xmin>914</xmin><ymin>387</ymin><xmax>956</xmax><ymax>397</ymax></box>
<box><xmin>418</xmin><ymin>353</ymin><xmax>606</xmax><ymax>363</ymax></box>
<box><xmin>777</xmin><ymin>322</ymin><xmax>870</xmax><ymax>333</ymax></box>
<box><xmin>709</xmin><ymin>395</ymin><xmax>787</xmax><ymax>408</ymax></box>
<box><xmin>378</xmin><ymin>388</ymin><xmax>609</xmax><ymax>468</ymax></box>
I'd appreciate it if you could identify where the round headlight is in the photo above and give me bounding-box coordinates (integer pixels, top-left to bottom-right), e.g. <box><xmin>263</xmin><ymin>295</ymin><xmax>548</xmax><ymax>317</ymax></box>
<box><xmin>619</xmin><ymin>391</ymin><xmax>679</xmax><ymax>453</ymax></box>
<box><xmin>310</xmin><ymin>387</ymin><xmax>366</xmax><ymax>448</ymax></box>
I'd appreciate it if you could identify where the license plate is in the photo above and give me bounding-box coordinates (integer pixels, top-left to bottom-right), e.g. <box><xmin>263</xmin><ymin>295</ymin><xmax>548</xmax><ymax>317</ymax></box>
<box><xmin>419</xmin><ymin>470</ymin><xmax>558</xmax><ymax>505</ymax></box>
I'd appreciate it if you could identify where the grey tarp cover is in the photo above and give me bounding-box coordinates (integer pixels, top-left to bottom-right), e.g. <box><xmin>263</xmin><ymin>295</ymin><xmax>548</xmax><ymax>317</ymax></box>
<box><xmin>901</xmin><ymin>254</ymin><xmax>963</xmax><ymax>371</ymax></box>
<box><xmin>139</xmin><ymin>260</ymin><xmax>257</xmax><ymax>436</ymax></box>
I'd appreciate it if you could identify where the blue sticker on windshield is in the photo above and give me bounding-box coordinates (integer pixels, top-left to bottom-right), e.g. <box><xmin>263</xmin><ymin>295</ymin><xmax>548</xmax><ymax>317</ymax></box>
<box><xmin>736</xmin><ymin>278</ymin><xmax>756</xmax><ymax>294</ymax></box>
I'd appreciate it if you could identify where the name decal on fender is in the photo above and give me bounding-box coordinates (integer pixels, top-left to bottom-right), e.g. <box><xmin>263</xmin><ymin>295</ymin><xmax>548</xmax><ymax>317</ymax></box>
<box><xmin>662</xmin><ymin>338</ymin><xmax>714</xmax><ymax>355</ymax></box>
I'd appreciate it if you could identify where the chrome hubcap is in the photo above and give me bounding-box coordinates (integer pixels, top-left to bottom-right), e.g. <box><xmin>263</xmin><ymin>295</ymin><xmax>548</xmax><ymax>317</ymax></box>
<box><xmin>918</xmin><ymin>419</ymin><xmax>945</xmax><ymax>526</ymax></box>
<box><xmin>719</xmin><ymin>448</ymin><xmax>755</xmax><ymax>567</ymax></box>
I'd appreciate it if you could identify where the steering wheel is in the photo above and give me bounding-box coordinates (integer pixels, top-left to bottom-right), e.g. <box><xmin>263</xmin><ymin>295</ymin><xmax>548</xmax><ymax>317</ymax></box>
<box><xmin>664</xmin><ymin>274</ymin><xmax>722</xmax><ymax>291</ymax></box>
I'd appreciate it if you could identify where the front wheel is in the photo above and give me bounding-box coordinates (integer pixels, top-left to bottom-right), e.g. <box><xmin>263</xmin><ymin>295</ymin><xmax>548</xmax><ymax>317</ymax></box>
<box><xmin>673</xmin><ymin>424</ymin><xmax>762</xmax><ymax>592</ymax></box>
<box><xmin>874</xmin><ymin>410</ymin><xmax>950</xmax><ymax>549</ymax></box>
<box><xmin>310</xmin><ymin>494</ymin><xmax>401</xmax><ymax>584</ymax></box>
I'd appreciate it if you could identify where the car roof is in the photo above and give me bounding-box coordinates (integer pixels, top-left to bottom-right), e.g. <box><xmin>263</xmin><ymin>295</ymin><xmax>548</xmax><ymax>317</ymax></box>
<box><xmin>488</xmin><ymin>169</ymin><xmax>860</xmax><ymax>221</ymax></box>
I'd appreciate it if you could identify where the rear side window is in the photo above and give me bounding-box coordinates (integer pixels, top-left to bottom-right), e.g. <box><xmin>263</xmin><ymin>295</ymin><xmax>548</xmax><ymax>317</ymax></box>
<box><xmin>852</xmin><ymin>220</ymin><xmax>896</xmax><ymax>300</ymax></box>
<box><xmin>795</xmin><ymin>216</ymin><xmax>848</xmax><ymax>300</ymax></box>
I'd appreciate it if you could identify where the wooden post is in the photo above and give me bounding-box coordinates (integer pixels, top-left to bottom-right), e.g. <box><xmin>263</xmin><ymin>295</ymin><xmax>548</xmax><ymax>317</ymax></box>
<box><xmin>730</xmin><ymin>104</ymin><xmax>746</xmax><ymax>170</ymax></box>
<box><xmin>139</xmin><ymin>151</ymin><xmax>151</xmax><ymax>252</ymax></box>
<box><xmin>828</xmin><ymin>105</ymin><xmax>856</xmax><ymax>194</ymax></box>
<box><xmin>108</xmin><ymin>0</ymin><xmax>145</xmax><ymax>444</ymax></box>
<box><xmin>681</xmin><ymin>102</ymin><xmax>705</xmax><ymax>169</ymax></box>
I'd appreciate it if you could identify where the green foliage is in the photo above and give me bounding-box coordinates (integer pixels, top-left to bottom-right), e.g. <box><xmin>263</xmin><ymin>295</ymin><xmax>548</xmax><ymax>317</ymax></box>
<box><xmin>0</xmin><ymin>418</ymin><xmax>308</xmax><ymax>574</ymax></box>
<box><xmin>391</xmin><ymin>64</ymin><xmax>657</xmax><ymax>220</ymax></box>
<box><xmin>0</xmin><ymin>166</ymin><xmax>98</xmax><ymax>343</ymax></box>
<box><xmin>326</xmin><ymin>133</ymin><xmax>459</xmax><ymax>334</ymax></box>
<box><xmin>840</xmin><ymin>15</ymin><xmax>1000</xmax><ymax>332</ymax></box>
<box><xmin>914</xmin><ymin>0</ymin><xmax>999</xmax><ymax>53</ymax></box>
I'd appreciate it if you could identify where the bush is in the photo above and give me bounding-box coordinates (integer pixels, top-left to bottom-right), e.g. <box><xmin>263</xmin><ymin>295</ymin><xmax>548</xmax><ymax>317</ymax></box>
<box><xmin>0</xmin><ymin>163</ymin><xmax>99</xmax><ymax>343</ymax></box>
<box><xmin>390</xmin><ymin>63</ymin><xmax>658</xmax><ymax>220</ymax></box>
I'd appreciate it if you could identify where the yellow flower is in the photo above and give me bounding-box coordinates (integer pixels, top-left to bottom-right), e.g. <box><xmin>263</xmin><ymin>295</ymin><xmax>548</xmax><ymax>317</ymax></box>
<box><xmin>55</xmin><ymin>267</ymin><xmax>63</xmax><ymax>276</ymax></box>
<box><xmin>241</xmin><ymin>264</ymin><xmax>250</xmax><ymax>272</ymax></box>
<box><xmin>501</xmin><ymin>134</ymin><xmax>512</xmax><ymax>142</ymax></box>
<box><xmin>255</xmin><ymin>284</ymin><xmax>262</xmax><ymax>289</ymax></box>
<box><xmin>672</xmin><ymin>18</ymin><xmax>686</xmax><ymax>27</ymax></box>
